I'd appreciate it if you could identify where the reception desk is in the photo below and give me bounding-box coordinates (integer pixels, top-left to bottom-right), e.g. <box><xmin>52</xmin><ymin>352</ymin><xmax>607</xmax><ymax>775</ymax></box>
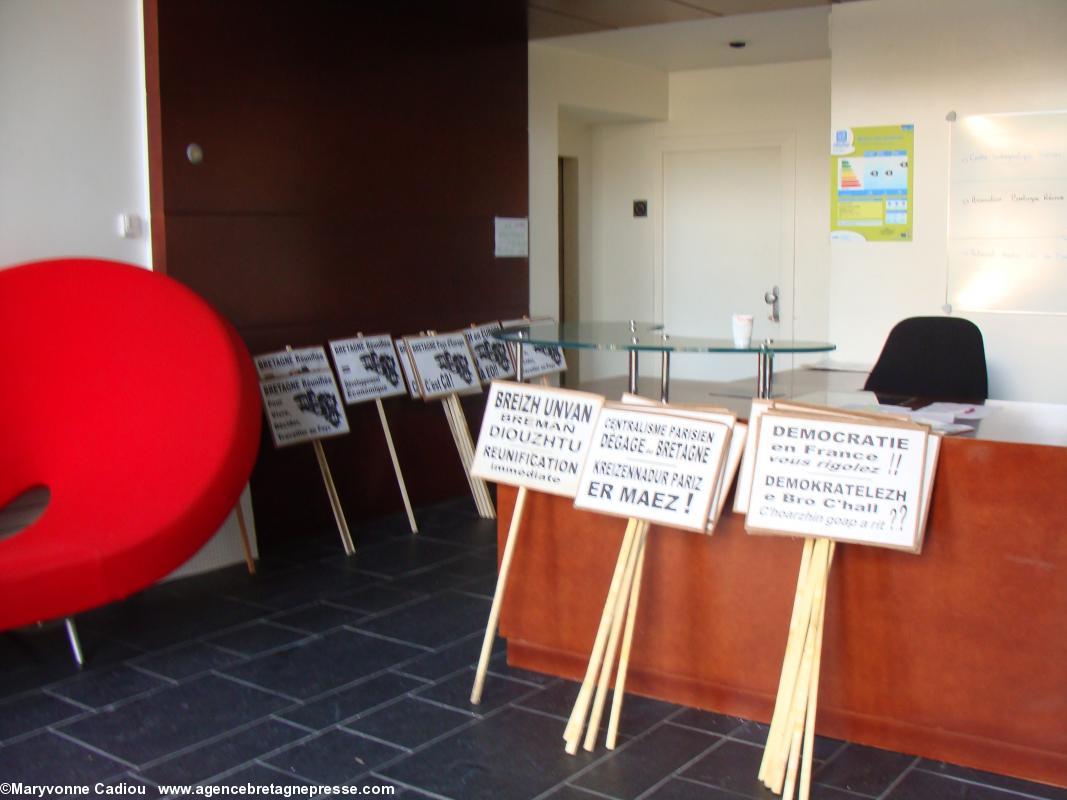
<box><xmin>494</xmin><ymin>378</ymin><xmax>1067</xmax><ymax>788</ymax></box>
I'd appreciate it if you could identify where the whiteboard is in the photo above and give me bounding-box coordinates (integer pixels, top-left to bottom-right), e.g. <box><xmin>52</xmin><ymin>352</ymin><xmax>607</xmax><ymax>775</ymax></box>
<box><xmin>948</xmin><ymin>110</ymin><xmax>1067</xmax><ymax>314</ymax></box>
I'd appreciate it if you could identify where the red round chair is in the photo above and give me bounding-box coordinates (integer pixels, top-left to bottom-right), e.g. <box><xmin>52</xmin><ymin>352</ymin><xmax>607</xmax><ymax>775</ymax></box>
<box><xmin>0</xmin><ymin>258</ymin><xmax>261</xmax><ymax>659</ymax></box>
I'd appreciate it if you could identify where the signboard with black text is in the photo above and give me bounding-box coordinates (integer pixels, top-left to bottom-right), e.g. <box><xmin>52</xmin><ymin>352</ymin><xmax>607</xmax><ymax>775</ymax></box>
<box><xmin>328</xmin><ymin>334</ymin><xmax>406</xmax><ymax>404</ymax></box>
<box><xmin>394</xmin><ymin>338</ymin><xmax>422</xmax><ymax>400</ymax></box>
<box><xmin>405</xmin><ymin>333</ymin><xmax>482</xmax><ymax>399</ymax></box>
<box><xmin>464</xmin><ymin>323</ymin><xmax>515</xmax><ymax>384</ymax></box>
<box><xmin>259</xmin><ymin>371</ymin><xmax>350</xmax><ymax>447</ymax></box>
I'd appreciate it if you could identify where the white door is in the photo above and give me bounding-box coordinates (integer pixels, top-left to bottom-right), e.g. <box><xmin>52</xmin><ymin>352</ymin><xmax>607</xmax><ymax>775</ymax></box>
<box><xmin>660</xmin><ymin>143</ymin><xmax>792</xmax><ymax>384</ymax></box>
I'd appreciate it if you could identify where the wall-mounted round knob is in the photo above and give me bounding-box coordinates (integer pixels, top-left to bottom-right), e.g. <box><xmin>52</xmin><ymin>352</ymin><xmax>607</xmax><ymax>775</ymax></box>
<box><xmin>186</xmin><ymin>143</ymin><xmax>204</xmax><ymax>165</ymax></box>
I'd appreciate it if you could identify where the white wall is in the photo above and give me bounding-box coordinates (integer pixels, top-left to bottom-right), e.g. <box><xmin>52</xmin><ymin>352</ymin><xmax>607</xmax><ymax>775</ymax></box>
<box><xmin>582</xmin><ymin>60</ymin><xmax>831</xmax><ymax>380</ymax></box>
<box><xmin>829</xmin><ymin>0</ymin><xmax>1067</xmax><ymax>402</ymax></box>
<box><xmin>0</xmin><ymin>0</ymin><xmax>151</xmax><ymax>268</ymax></box>
<box><xmin>0</xmin><ymin>0</ymin><xmax>255</xmax><ymax>577</ymax></box>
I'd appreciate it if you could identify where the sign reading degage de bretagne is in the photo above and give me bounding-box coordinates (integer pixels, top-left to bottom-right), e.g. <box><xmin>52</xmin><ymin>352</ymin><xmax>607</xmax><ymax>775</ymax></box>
<box><xmin>574</xmin><ymin>404</ymin><xmax>730</xmax><ymax>533</ymax></box>
<box><xmin>470</xmin><ymin>381</ymin><xmax>605</xmax><ymax>497</ymax></box>
<box><xmin>745</xmin><ymin>411</ymin><xmax>932</xmax><ymax>551</ymax></box>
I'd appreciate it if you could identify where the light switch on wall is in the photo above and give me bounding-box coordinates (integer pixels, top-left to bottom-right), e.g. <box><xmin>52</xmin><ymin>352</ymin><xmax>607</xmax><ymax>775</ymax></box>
<box><xmin>118</xmin><ymin>213</ymin><xmax>143</xmax><ymax>239</ymax></box>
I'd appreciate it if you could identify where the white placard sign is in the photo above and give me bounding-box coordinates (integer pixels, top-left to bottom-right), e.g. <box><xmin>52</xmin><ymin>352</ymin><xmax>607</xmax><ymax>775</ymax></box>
<box><xmin>575</xmin><ymin>404</ymin><xmax>730</xmax><ymax>533</ymax></box>
<box><xmin>405</xmin><ymin>333</ymin><xmax>482</xmax><ymax>400</ymax></box>
<box><xmin>464</xmin><ymin>323</ymin><xmax>515</xmax><ymax>383</ymax></box>
<box><xmin>394</xmin><ymin>339</ymin><xmax>422</xmax><ymax>399</ymax></box>
<box><xmin>259</xmin><ymin>371</ymin><xmax>350</xmax><ymax>447</ymax></box>
<box><xmin>254</xmin><ymin>346</ymin><xmax>331</xmax><ymax>380</ymax></box>
<box><xmin>745</xmin><ymin>412</ymin><xmax>934</xmax><ymax>552</ymax></box>
<box><xmin>328</xmin><ymin>334</ymin><xmax>406</xmax><ymax>403</ymax></box>
<box><xmin>500</xmin><ymin>318</ymin><xmax>566</xmax><ymax>379</ymax></box>
<box><xmin>470</xmin><ymin>381</ymin><xmax>604</xmax><ymax>497</ymax></box>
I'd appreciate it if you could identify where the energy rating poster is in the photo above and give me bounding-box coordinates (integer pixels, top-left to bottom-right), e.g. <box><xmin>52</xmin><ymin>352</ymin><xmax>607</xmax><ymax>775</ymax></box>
<box><xmin>830</xmin><ymin>124</ymin><xmax>914</xmax><ymax>242</ymax></box>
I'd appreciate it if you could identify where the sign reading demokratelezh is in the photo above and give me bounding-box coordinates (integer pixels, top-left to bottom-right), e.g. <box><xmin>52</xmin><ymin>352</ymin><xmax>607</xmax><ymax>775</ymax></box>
<box><xmin>745</xmin><ymin>411</ymin><xmax>936</xmax><ymax>552</ymax></box>
<box><xmin>470</xmin><ymin>381</ymin><xmax>605</xmax><ymax>497</ymax></box>
<box><xmin>574</xmin><ymin>404</ymin><xmax>730</xmax><ymax>533</ymax></box>
<box><xmin>254</xmin><ymin>346</ymin><xmax>332</xmax><ymax>380</ymax></box>
<box><xmin>405</xmin><ymin>333</ymin><xmax>482</xmax><ymax>400</ymax></box>
<box><xmin>464</xmin><ymin>323</ymin><xmax>515</xmax><ymax>384</ymax></box>
<box><xmin>259</xmin><ymin>371</ymin><xmax>351</xmax><ymax>447</ymax></box>
<box><xmin>500</xmin><ymin>318</ymin><xmax>567</xmax><ymax>379</ymax></box>
<box><xmin>328</xmin><ymin>334</ymin><xmax>407</xmax><ymax>404</ymax></box>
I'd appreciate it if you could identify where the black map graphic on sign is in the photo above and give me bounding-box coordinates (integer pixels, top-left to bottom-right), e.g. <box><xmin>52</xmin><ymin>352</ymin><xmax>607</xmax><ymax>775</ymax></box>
<box><xmin>295</xmin><ymin>391</ymin><xmax>343</xmax><ymax>428</ymax></box>
<box><xmin>474</xmin><ymin>341</ymin><xmax>511</xmax><ymax>374</ymax></box>
<box><xmin>359</xmin><ymin>352</ymin><xmax>401</xmax><ymax>387</ymax></box>
<box><xmin>533</xmin><ymin>345</ymin><xmax>563</xmax><ymax>366</ymax></box>
<box><xmin>434</xmin><ymin>350</ymin><xmax>474</xmax><ymax>384</ymax></box>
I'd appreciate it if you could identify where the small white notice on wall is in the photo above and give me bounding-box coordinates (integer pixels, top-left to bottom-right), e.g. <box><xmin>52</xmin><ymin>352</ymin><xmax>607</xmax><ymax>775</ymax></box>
<box><xmin>494</xmin><ymin>217</ymin><xmax>529</xmax><ymax>258</ymax></box>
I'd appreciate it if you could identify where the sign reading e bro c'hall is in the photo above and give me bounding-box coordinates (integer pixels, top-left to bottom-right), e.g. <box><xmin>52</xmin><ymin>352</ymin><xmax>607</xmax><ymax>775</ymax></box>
<box><xmin>745</xmin><ymin>410</ymin><xmax>939</xmax><ymax>553</ymax></box>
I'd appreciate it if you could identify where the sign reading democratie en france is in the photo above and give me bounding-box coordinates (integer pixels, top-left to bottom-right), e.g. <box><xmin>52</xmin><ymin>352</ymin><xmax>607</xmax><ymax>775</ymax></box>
<box><xmin>405</xmin><ymin>333</ymin><xmax>482</xmax><ymax>399</ymax></box>
<box><xmin>470</xmin><ymin>381</ymin><xmax>604</xmax><ymax>497</ymax></box>
<box><xmin>328</xmin><ymin>334</ymin><xmax>407</xmax><ymax>404</ymax></box>
<box><xmin>254</xmin><ymin>346</ymin><xmax>350</xmax><ymax>447</ymax></box>
<box><xmin>574</xmin><ymin>404</ymin><xmax>730</xmax><ymax>533</ymax></box>
<box><xmin>745</xmin><ymin>409</ymin><xmax>939</xmax><ymax>552</ymax></box>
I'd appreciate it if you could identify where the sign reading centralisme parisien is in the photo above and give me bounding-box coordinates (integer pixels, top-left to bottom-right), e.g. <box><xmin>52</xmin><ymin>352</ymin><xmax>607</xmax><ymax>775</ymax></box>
<box><xmin>575</xmin><ymin>404</ymin><xmax>730</xmax><ymax>533</ymax></box>
<box><xmin>464</xmin><ymin>323</ymin><xmax>515</xmax><ymax>384</ymax></box>
<box><xmin>405</xmin><ymin>333</ymin><xmax>482</xmax><ymax>399</ymax></box>
<box><xmin>254</xmin><ymin>346</ymin><xmax>350</xmax><ymax>447</ymax></box>
<box><xmin>745</xmin><ymin>411</ymin><xmax>935</xmax><ymax>552</ymax></box>
<box><xmin>470</xmin><ymin>382</ymin><xmax>604</xmax><ymax>497</ymax></box>
<box><xmin>328</xmin><ymin>334</ymin><xmax>407</xmax><ymax>404</ymax></box>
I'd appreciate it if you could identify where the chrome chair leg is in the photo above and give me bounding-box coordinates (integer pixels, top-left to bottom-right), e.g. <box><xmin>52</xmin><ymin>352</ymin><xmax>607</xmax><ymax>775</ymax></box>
<box><xmin>64</xmin><ymin>618</ymin><xmax>85</xmax><ymax>668</ymax></box>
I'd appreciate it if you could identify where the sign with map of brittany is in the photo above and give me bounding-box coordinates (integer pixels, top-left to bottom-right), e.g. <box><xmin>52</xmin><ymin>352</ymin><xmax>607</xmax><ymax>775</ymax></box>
<box><xmin>255</xmin><ymin>346</ymin><xmax>350</xmax><ymax>447</ymax></box>
<box><xmin>404</xmin><ymin>333</ymin><xmax>482</xmax><ymax>400</ymax></box>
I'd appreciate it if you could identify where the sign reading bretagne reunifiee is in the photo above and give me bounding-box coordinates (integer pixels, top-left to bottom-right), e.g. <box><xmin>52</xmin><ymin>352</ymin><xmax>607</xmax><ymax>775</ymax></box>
<box><xmin>574</xmin><ymin>404</ymin><xmax>730</xmax><ymax>533</ymax></box>
<box><xmin>405</xmin><ymin>333</ymin><xmax>482</xmax><ymax>400</ymax></box>
<box><xmin>464</xmin><ymin>323</ymin><xmax>515</xmax><ymax>384</ymax></box>
<box><xmin>255</xmin><ymin>348</ymin><xmax>351</xmax><ymax>447</ymax></box>
<box><xmin>745</xmin><ymin>411</ymin><xmax>937</xmax><ymax>552</ymax></box>
<box><xmin>470</xmin><ymin>381</ymin><xmax>604</xmax><ymax>497</ymax></box>
<box><xmin>328</xmin><ymin>334</ymin><xmax>407</xmax><ymax>404</ymax></box>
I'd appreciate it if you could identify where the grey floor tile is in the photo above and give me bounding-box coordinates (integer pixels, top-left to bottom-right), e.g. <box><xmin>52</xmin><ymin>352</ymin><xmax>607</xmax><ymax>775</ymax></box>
<box><xmin>378</xmin><ymin>707</ymin><xmax>603</xmax><ymax>799</ymax></box>
<box><xmin>223</xmin><ymin>629</ymin><xmax>423</xmax><ymax>701</ymax></box>
<box><xmin>915</xmin><ymin>760</ymin><xmax>1067</xmax><ymax>800</ymax></box>
<box><xmin>415</xmin><ymin>669</ymin><xmax>540</xmax><ymax>716</ymax></box>
<box><xmin>212</xmin><ymin>763</ymin><xmax>311</xmax><ymax>786</ymax></box>
<box><xmin>207</xmin><ymin>621</ymin><xmax>310</xmax><ymax>655</ymax></box>
<box><xmin>279</xmin><ymin>672</ymin><xmax>425</xmax><ymax>731</ymax></box>
<box><xmin>269</xmin><ymin>602</ymin><xmax>367</xmax><ymax>633</ymax></box>
<box><xmin>265</xmin><ymin>729</ymin><xmax>404</xmax><ymax>784</ymax></box>
<box><xmin>572</xmin><ymin>723</ymin><xmax>720</xmax><ymax>800</ymax></box>
<box><xmin>814</xmin><ymin>743</ymin><xmax>916</xmax><ymax>796</ymax></box>
<box><xmin>0</xmin><ymin>731</ymin><xmax>128</xmax><ymax>783</ymax></box>
<box><xmin>133</xmin><ymin>641</ymin><xmax>243</xmax><ymax>681</ymax></box>
<box><xmin>349</xmin><ymin>538</ymin><xmax>469</xmax><ymax>577</ymax></box>
<box><xmin>516</xmin><ymin>679</ymin><xmax>679</xmax><ymax>738</ymax></box>
<box><xmin>0</xmin><ymin>691</ymin><xmax>86</xmax><ymax>741</ymax></box>
<box><xmin>884</xmin><ymin>769</ymin><xmax>1025</xmax><ymax>799</ymax></box>
<box><xmin>668</xmin><ymin>708</ymin><xmax>747</xmax><ymax>736</ymax></box>
<box><xmin>641</xmin><ymin>778</ymin><xmax>744</xmax><ymax>799</ymax></box>
<box><xmin>399</xmin><ymin>633</ymin><xmax>502</xmax><ymax>682</ymax></box>
<box><xmin>328</xmin><ymin>584</ymin><xmax>421</xmax><ymax>615</ymax></box>
<box><xmin>353</xmin><ymin>591</ymin><xmax>490</xmax><ymax>649</ymax></box>
<box><xmin>680</xmin><ymin>739</ymin><xmax>779</xmax><ymax>799</ymax></box>
<box><xmin>48</xmin><ymin>664</ymin><xmax>169</xmax><ymax>708</ymax></box>
<box><xmin>140</xmin><ymin>718</ymin><xmax>307</xmax><ymax>785</ymax></box>
<box><xmin>344</xmin><ymin>696</ymin><xmax>472</xmax><ymax>749</ymax></box>
<box><xmin>57</xmin><ymin>674</ymin><xmax>289</xmax><ymax>766</ymax></box>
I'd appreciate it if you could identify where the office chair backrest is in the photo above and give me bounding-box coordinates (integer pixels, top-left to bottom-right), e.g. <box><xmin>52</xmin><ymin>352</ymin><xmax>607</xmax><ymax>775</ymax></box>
<box><xmin>864</xmin><ymin>316</ymin><xmax>988</xmax><ymax>400</ymax></box>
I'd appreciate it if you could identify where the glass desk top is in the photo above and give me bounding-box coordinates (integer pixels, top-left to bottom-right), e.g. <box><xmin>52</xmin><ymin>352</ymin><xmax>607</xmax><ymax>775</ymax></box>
<box><xmin>492</xmin><ymin>320</ymin><xmax>835</xmax><ymax>355</ymax></box>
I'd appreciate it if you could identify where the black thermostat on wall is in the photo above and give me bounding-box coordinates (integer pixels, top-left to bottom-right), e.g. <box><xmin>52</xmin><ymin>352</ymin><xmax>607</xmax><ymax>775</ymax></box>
<box><xmin>633</xmin><ymin>200</ymin><xmax>648</xmax><ymax>217</ymax></box>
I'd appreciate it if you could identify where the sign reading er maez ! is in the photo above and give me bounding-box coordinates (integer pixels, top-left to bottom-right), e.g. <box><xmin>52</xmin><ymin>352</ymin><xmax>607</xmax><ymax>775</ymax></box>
<box><xmin>328</xmin><ymin>334</ymin><xmax>407</xmax><ymax>404</ymax></box>
<box><xmin>575</xmin><ymin>404</ymin><xmax>730</xmax><ymax>533</ymax></box>
<box><xmin>745</xmin><ymin>411</ymin><xmax>937</xmax><ymax>552</ymax></box>
<box><xmin>254</xmin><ymin>346</ymin><xmax>350</xmax><ymax>448</ymax></box>
<box><xmin>470</xmin><ymin>382</ymin><xmax>604</xmax><ymax>497</ymax></box>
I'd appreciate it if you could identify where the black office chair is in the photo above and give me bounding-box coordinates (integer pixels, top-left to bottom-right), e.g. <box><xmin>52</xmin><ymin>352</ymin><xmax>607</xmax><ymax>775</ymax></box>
<box><xmin>864</xmin><ymin>316</ymin><xmax>988</xmax><ymax>400</ymax></box>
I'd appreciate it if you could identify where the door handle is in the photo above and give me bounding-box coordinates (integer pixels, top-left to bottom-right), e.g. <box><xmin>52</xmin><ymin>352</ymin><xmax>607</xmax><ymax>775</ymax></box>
<box><xmin>764</xmin><ymin>285</ymin><xmax>780</xmax><ymax>324</ymax></box>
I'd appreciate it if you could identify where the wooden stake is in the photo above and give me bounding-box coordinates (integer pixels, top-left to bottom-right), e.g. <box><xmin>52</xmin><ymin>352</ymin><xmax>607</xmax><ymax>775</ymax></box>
<box><xmin>564</xmin><ymin>519</ymin><xmax>640</xmax><ymax>754</ymax></box>
<box><xmin>450</xmin><ymin>393</ymin><xmax>495</xmax><ymax>518</ymax></box>
<box><xmin>375</xmin><ymin>397</ymin><xmax>418</xmax><ymax>534</ymax></box>
<box><xmin>470</xmin><ymin>486</ymin><xmax>528</xmax><ymax>704</ymax></box>
<box><xmin>799</xmin><ymin>542</ymin><xmax>834</xmax><ymax>800</ymax></box>
<box><xmin>234</xmin><ymin>498</ymin><xmax>256</xmax><ymax>575</ymax></box>
<box><xmin>441</xmin><ymin>398</ymin><xmax>486</xmax><ymax>517</ymax></box>
<box><xmin>759</xmin><ymin>537</ymin><xmax>816</xmax><ymax>783</ymax></box>
<box><xmin>312</xmin><ymin>439</ymin><xmax>355</xmax><ymax>556</ymax></box>
<box><xmin>606</xmin><ymin>524</ymin><xmax>648</xmax><ymax>750</ymax></box>
<box><xmin>584</xmin><ymin>521</ymin><xmax>644</xmax><ymax>751</ymax></box>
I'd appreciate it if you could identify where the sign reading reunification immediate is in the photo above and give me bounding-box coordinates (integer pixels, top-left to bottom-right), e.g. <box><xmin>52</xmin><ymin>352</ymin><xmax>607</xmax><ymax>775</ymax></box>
<box><xmin>405</xmin><ymin>333</ymin><xmax>481</xmax><ymax>399</ymax></box>
<box><xmin>746</xmin><ymin>411</ymin><xmax>935</xmax><ymax>552</ymax></box>
<box><xmin>470</xmin><ymin>381</ymin><xmax>604</xmax><ymax>496</ymax></box>
<box><xmin>328</xmin><ymin>334</ymin><xmax>406</xmax><ymax>403</ymax></box>
<box><xmin>575</xmin><ymin>404</ymin><xmax>730</xmax><ymax>533</ymax></box>
<box><xmin>255</xmin><ymin>345</ymin><xmax>350</xmax><ymax>447</ymax></box>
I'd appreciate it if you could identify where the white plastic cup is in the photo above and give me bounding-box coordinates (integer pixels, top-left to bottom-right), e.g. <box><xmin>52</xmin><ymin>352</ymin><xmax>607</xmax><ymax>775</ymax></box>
<box><xmin>732</xmin><ymin>314</ymin><xmax>753</xmax><ymax>348</ymax></box>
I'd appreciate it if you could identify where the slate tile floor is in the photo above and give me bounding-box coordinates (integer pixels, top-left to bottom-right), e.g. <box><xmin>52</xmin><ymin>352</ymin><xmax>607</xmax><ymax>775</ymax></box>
<box><xmin>2</xmin><ymin>497</ymin><xmax>1064</xmax><ymax>800</ymax></box>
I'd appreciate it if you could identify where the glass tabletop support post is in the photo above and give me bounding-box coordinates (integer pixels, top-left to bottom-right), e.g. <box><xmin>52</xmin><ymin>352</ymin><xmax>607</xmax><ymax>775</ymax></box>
<box><xmin>757</xmin><ymin>348</ymin><xmax>774</xmax><ymax>399</ymax></box>
<box><xmin>514</xmin><ymin>332</ymin><xmax>525</xmax><ymax>383</ymax></box>
<box><xmin>660</xmin><ymin>351</ymin><xmax>670</xmax><ymax>403</ymax></box>
<box><xmin>628</xmin><ymin>350</ymin><xmax>638</xmax><ymax>394</ymax></box>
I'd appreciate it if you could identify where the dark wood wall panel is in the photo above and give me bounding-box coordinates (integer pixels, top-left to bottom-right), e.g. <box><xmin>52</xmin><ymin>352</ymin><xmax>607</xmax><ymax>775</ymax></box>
<box><xmin>151</xmin><ymin>0</ymin><xmax>528</xmax><ymax>545</ymax></box>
